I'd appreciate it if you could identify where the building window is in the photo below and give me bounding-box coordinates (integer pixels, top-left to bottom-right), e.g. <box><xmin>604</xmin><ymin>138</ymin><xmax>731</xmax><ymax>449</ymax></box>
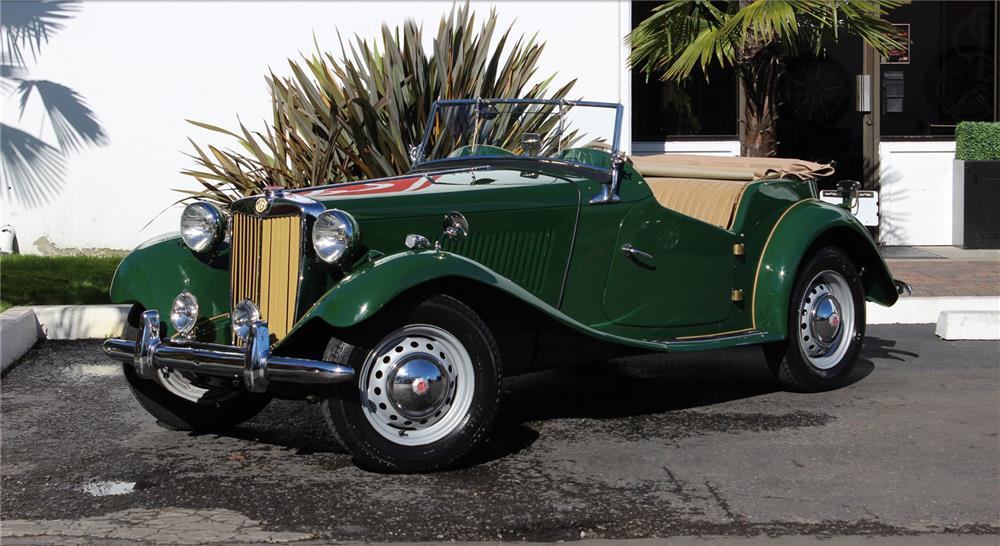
<box><xmin>630</xmin><ymin>1</ymin><xmax>739</xmax><ymax>141</ymax></box>
<box><xmin>881</xmin><ymin>0</ymin><xmax>998</xmax><ymax>138</ymax></box>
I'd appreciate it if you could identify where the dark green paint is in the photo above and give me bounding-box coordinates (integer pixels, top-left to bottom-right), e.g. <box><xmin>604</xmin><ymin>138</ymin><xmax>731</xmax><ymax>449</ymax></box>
<box><xmin>603</xmin><ymin>198</ymin><xmax>735</xmax><ymax>328</ymax></box>
<box><xmin>109</xmin><ymin>233</ymin><xmax>230</xmax><ymax>341</ymax></box>
<box><xmin>277</xmin><ymin>250</ymin><xmax>670</xmax><ymax>353</ymax></box>
<box><xmin>752</xmin><ymin>199</ymin><xmax>898</xmax><ymax>337</ymax></box>
<box><xmin>111</xmin><ymin>152</ymin><xmax>896</xmax><ymax>358</ymax></box>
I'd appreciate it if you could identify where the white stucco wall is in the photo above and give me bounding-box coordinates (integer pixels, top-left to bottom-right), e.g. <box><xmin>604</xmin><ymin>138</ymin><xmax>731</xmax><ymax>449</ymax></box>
<box><xmin>879</xmin><ymin>140</ymin><xmax>957</xmax><ymax>246</ymax></box>
<box><xmin>1</xmin><ymin>0</ymin><xmax>631</xmax><ymax>253</ymax></box>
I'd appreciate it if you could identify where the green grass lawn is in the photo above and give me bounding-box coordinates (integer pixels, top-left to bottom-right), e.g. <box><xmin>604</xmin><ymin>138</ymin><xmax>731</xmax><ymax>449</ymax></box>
<box><xmin>0</xmin><ymin>255</ymin><xmax>123</xmax><ymax>312</ymax></box>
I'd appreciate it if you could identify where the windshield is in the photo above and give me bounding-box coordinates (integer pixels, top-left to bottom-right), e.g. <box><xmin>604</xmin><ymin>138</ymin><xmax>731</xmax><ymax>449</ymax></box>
<box><xmin>414</xmin><ymin>99</ymin><xmax>622</xmax><ymax>172</ymax></box>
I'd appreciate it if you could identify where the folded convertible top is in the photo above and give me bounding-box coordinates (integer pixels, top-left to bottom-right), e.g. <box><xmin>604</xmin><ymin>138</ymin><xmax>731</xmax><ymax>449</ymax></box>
<box><xmin>630</xmin><ymin>153</ymin><xmax>835</xmax><ymax>182</ymax></box>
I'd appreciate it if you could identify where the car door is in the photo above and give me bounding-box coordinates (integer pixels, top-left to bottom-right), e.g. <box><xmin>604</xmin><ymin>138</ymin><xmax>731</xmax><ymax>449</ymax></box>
<box><xmin>602</xmin><ymin>199</ymin><xmax>736</xmax><ymax>329</ymax></box>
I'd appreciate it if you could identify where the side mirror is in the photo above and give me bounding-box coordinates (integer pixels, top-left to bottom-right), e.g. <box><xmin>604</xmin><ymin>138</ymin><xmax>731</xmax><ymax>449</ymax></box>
<box><xmin>521</xmin><ymin>133</ymin><xmax>541</xmax><ymax>156</ymax></box>
<box><xmin>589</xmin><ymin>150</ymin><xmax>627</xmax><ymax>204</ymax></box>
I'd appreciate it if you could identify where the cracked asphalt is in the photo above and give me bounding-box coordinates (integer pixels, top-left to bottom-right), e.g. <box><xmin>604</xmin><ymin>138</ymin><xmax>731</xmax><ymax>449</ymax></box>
<box><xmin>1</xmin><ymin>324</ymin><xmax>998</xmax><ymax>544</ymax></box>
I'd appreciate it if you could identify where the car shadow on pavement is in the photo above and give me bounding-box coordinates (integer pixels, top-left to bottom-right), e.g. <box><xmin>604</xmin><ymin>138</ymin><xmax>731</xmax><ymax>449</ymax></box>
<box><xmin>861</xmin><ymin>334</ymin><xmax>920</xmax><ymax>362</ymax></box>
<box><xmin>466</xmin><ymin>345</ymin><xmax>883</xmax><ymax>467</ymax></box>
<box><xmin>187</xmin><ymin>341</ymin><xmax>893</xmax><ymax>469</ymax></box>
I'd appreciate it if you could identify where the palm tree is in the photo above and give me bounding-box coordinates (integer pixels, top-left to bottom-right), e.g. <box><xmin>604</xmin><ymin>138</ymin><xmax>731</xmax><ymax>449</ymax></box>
<box><xmin>628</xmin><ymin>0</ymin><xmax>908</xmax><ymax>157</ymax></box>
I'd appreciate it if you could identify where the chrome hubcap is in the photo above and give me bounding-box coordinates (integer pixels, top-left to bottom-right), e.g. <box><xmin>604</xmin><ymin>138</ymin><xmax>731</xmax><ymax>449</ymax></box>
<box><xmin>810</xmin><ymin>293</ymin><xmax>842</xmax><ymax>346</ymax></box>
<box><xmin>798</xmin><ymin>270</ymin><xmax>855</xmax><ymax>370</ymax></box>
<box><xmin>361</xmin><ymin>324</ymin><xmax>474</xmax><ymax>446</ymax></box>
<box><xmin>387</xmin><ymin>355</ymin><xmax>450</xmax><ymax>419</ymax></box>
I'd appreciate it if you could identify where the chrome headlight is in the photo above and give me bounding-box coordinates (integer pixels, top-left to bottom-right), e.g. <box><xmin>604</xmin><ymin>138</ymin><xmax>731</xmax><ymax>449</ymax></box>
<box><xmin>180</xmin><ymin>202</ymin><xmax>225</xmax><ymax>253</ymax></box>
<box><xmin>231</xmin><ymin>299</ymin><xmax>260</xmax><ymax>341</ymax></box>
<box><xmin>312</xmin><ymin>209</ymin><xmax>359</xmax><ymax>264</ymax></box>
<box><xmin>170</xmin><ymin>291</ymin><xmax>199</xmax><ymax>335</ymax></box>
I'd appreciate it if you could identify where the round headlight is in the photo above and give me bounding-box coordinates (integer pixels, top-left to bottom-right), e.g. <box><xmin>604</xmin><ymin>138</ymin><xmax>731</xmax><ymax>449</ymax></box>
<box><xmin>170</xmin><ymin>290</ymin><xmax>199</xmax><ymax>335</ymax></box>
<box><xmin>312</xmin><ymin>209</ymin><xmax>359</xmax><ymax>264</ymax></box>
<box><xmin>231</xmin><ymin>299</ymin><xmax>260</xmax><ymax>341</ymax></box>
<box><xmin>180</xmin><ymin>202</ymin><xmax>225</xmax><ymax>253</ymax></box>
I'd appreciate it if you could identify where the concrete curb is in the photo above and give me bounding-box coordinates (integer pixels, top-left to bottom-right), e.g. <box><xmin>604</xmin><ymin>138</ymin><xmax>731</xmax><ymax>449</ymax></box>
<box><xmin>935</xmin><ymin>311</ymin><xmax>1000</xmax><ymax>340</ymax></box>
<box><xmin>867</xmin><ymin>296</ymin><xmax>1000</xmax><ymax>325</ymax></box>
<box><xmin>30</xmin><ymin>304</ymin><xmax>131</xmax><ymax>340</ymax></box>
<box><xmin>1</xmin><ymin>305</ymin><xmax>130</xmax><ymax>373</ymax></box>
<box><xmin>0</xmin><ymin>307</ymin><xmax>41</xmax><ymax>373</ymax></box>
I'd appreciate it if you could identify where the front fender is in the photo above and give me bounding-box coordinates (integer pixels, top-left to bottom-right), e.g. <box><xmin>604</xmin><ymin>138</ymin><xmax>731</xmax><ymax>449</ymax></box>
<box><xmin>110</xmin><ymin>233</ymin><xmax>231</xmax><ymax>338</ymax></box>
<box><xmin>277</xmin><ymin>250</ymin><xmax>670</xmax><ymax>353</ymax></box>
<box><xmin>753</xmin><ymin>199</ymin><xmax>898</xmax><ymax>338</ymax></box>
<box><xmin>297</xmin><ymin>250</ymin><xmax>525</xmax><ymax>329</ymax></box>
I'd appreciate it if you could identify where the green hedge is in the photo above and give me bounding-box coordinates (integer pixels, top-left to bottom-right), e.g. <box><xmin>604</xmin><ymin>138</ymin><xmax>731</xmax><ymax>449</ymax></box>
<box><xmin>955</xmin><ymin>122</ymin><xmax>1000</xmax><ymax>161</ymax></box>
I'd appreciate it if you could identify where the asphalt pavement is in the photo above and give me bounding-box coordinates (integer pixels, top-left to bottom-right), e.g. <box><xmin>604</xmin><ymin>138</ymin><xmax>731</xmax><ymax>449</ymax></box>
<box><xmin>1</xmin><ymin>324</ymin><xmax>998</xmax><ymax>545</ymax></box>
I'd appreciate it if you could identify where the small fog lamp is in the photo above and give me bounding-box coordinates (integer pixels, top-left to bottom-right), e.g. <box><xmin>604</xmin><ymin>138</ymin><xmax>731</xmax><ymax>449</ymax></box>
<box><xmin>231</xmin><ymin>299</ymin><xmax>261</xmax><ymax>341</ymax></box>
<box><xmin>170</xmin><ymin>291</ymin><xmax>199</xmax><ymax>335</ymax></box>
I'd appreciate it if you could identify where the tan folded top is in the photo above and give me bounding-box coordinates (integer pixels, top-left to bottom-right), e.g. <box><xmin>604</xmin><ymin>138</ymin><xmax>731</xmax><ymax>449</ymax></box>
<box><xmin>631</xmin><ymin>153</ymin><xmax>834</xmax><ymax>181</ymax></box>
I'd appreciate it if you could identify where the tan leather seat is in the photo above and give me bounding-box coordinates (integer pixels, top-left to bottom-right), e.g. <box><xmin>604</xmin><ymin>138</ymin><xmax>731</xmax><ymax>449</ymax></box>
<box><xmin>630</xmin><ymin>154</ymin><xmax>834</xmax><ymax>229</ymax></box>
<box><xmin>645</xmin><ymin>177</ymin><xmax>748</xmax><ymax>229</ymax></box>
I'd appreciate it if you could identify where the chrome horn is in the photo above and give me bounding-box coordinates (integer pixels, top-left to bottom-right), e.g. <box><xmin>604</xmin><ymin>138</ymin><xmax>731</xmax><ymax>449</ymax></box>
<box><xmin>436</xmin><ymin>211</ymin><xmax>470</xmax><ymax>250</ymax></box>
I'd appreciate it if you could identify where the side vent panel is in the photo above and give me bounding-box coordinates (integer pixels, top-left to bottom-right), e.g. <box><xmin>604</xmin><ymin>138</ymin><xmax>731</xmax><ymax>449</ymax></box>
<box><xmin>444</xmin><ymin>229</ymin><xmax>555</xmax><ymax>295</ymax></box>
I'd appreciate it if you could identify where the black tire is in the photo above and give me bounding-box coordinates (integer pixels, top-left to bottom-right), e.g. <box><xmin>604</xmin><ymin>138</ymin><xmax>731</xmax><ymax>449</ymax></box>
<box><xmin>763</xmin><ymin>246</ymin><xmax>866</xmax><ymax>392</ymax></box>
<box><xmin>321</xmin><ymin>294</ymin><xmax>502</xmax><ymax>473</ymax></box>
<box><xmin>120</xmin><ymin>327</ymin><xmax>271</xmax><ymax>431</ymax></box>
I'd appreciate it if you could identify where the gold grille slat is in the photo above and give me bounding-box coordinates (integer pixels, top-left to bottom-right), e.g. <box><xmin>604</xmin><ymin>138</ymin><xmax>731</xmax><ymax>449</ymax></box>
<box><xmin>231</xmin><ymin>212</ymin><xmax>301</xmax><ymax>344</ymax></box>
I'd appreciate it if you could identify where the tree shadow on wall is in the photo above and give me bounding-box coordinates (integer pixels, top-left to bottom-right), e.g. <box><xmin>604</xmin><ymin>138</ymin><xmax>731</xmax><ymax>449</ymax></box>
<box><xmin>1</xmin><ymin>0</ymin><xmax>108</xmax><ymax>209</ymax></box>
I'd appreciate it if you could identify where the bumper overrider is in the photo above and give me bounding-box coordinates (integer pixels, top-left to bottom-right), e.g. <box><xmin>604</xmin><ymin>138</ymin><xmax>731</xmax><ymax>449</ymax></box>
<box><xmin>103</xmin><ymin>310</ymin><xmax>354</xmax><ymax>393</ymax></box>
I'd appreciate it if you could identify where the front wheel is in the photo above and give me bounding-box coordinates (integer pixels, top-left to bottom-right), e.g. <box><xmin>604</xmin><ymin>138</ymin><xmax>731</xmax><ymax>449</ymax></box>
<box><xmin>123</xmin><ymin>364</ymin><xmax>271</xmax><ymax>431</ymax></box>
<box><xmin>764</xmin><ymin>246</ymin><xmax>866</xmax><ymax>392</ymax></box>
<box><xmin>321</xmin><ymin>294</ymin><xmax>501</xmax><ymax>473</ymax></box>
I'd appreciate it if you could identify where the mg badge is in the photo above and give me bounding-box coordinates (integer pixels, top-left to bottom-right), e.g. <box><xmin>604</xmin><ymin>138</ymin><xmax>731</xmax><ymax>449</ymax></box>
<box><xmin>254</xmin><ymin>197</ymin><xmax>267</xmax><ymax>214</ymax></box>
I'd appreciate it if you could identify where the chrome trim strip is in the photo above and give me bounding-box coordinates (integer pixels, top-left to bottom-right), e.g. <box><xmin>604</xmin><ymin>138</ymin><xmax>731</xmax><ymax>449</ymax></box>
<box><xmin>104</xmin><ymin>310</ymin><xmax>354</xmax><ymax>393</ymax></box>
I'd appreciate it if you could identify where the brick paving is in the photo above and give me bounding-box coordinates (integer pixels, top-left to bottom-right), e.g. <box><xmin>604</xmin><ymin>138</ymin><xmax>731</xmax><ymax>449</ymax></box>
<box><xmin>886</xmin><ymin>260</ymin><xmax>999</xmax><ymax>297</ymax></box>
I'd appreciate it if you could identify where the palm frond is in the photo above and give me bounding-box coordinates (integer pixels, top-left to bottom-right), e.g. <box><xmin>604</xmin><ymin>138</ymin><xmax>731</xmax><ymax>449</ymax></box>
<box><xmin>0</xmin><ymin>0</ymin><xmax>80</xmax><ymax>67</ymax></box>
<box><xmin>15</xmin><ymin>79</ymin><xmax>109</xmax><ymax>152</ymax></box>
<box><xmin>0</xmin><ymin>122</ymin><xmax>66</xmax><ymax>208</ymax></box>
<box><xmin>629</xmin><ymin>0</ymin><xmax>910</xmax><ymax>83</ymax></box>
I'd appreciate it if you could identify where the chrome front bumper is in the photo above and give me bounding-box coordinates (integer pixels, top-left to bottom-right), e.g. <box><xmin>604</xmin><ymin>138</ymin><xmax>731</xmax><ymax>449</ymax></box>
<box><xmin>103</xmin><ymin>310</ymin><xmax>354</xmax><ymax>393</ymax></box>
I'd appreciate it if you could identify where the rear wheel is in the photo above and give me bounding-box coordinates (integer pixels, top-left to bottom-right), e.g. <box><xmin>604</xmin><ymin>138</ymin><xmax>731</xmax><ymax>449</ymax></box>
<box><xmin>321</xmin><ymin>294</ymin><xmax>501</xmax><ymax>473</ymax></box>
<box><xmin>764</xmin><ymin>247</ymin><xmax>866</xmax><ymax>392</ymax></box>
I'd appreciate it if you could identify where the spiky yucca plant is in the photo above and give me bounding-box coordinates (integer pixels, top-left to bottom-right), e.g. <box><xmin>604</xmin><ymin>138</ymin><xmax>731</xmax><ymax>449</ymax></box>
<box><xmin>182</xmin><ymin>4</ymin><xmax>576</xmax><ymax>204</ymax></box>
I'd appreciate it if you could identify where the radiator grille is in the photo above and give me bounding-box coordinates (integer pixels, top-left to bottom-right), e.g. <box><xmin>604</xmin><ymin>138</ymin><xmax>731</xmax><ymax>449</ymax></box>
<box><xmin>230</xmin><ymin>212</ymin><xmax>302</xmax><ymax>344</ymax></box>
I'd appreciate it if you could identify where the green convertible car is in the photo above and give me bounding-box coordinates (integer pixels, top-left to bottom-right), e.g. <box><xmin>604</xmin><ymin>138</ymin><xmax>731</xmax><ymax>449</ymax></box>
<box><xmin>105</xmin><ymin>98</ymin><xmax>907</xmax><ymax>472</ymax></box>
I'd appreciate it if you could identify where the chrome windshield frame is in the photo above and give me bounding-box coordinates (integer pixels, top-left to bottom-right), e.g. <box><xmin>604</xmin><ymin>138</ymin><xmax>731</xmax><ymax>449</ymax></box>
<box><xmin>413</xmin><ymin>98</ymin><xmax>624</xmax><ymax>174</ymax></box>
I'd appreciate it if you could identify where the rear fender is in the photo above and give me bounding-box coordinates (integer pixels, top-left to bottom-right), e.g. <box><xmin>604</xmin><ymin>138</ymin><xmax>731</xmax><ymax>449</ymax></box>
<box><xmin>753</xmin><ymin>199</ymin><xmax>898</xmax><ymax>338</ymax></box>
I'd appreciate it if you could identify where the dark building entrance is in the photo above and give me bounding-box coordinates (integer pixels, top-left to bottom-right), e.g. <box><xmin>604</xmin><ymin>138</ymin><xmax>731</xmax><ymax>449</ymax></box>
<box><xmin>631</xmin><ymin>1</ymin><xmax>998</xmax><ymax>190</ymax></box>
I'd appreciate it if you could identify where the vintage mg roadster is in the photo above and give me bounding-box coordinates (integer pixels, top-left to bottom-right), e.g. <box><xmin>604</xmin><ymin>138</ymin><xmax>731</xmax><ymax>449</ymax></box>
<box><xmin>105</xmin><ymin>99</ymin><xmax>904</xmax><ymax>472</ymax></box>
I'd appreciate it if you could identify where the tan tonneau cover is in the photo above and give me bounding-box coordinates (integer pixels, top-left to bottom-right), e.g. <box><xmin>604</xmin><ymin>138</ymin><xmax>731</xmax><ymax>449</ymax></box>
<box><xmin>631</xmin><ymin>153</ymin><xmax>834</xmax><ymax>182</ymax></box>
<box><xmin>630</xmin><ymin>154</ymin><xmax>834</xmax><ymax>229</ymax></box>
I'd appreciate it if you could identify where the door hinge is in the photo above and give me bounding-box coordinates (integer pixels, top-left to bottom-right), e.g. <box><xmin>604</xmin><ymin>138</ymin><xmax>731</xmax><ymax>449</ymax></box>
<box><xmin>732</xmin><ymin>243</ymin><xmax>745</xmax><ymax>256</ymax></box>
<box><xmin>731</xmin><ymin>289</ymin><xmax>744</xmax><ymax>302</ymax></box>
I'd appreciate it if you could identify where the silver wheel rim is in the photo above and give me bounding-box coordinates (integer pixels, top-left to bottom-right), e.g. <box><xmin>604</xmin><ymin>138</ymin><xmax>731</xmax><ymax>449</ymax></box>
<box><xmin>360</xmin><ymin>324</ymin><xmax>475</xmax><ymax>446</ymax></box>
<box><xmin>155</xmin><ymin>370</ymin><xmax>209</xmax><ymax>403</ymax></box>
<box><xmin>798</xmin><ymin>269</ymin><xmax>856</xmax><ymax>370</ymax></box>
